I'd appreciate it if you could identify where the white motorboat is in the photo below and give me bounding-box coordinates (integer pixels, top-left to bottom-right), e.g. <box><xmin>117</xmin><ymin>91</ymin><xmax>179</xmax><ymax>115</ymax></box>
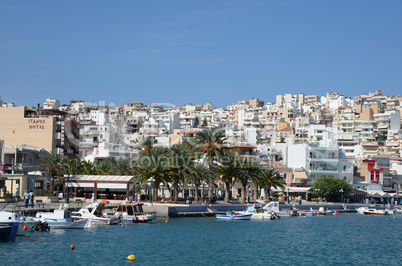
<box><xmin>216</xmin><ymin>211</ymin><xmax>252</xmax><ymax>220</ymax></box>
<box><xmin>362</xmin><ymin>208</ymin><xmax>390</xmax><ymax>216</ymax></box>
<box><xmin>239</xmin><ymin>204</ymin><xmax>279</xmax><ymax>220</ymax></box>
<box><xmin>356</xmin><ymin>207</ymin><xmax>369</xmax><ymax>214</ymax></box>
<box><xmin>36</xmin><ymin>206</ymin><xmax>91</xmax><ymax>229</ymax></box>
<box><xmin>72</xmin><ymin>203</ymin><xmax>120</xmax><ymax>226</ymax></box>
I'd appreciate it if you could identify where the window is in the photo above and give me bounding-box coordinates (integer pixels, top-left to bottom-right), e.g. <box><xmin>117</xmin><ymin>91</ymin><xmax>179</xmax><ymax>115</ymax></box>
<box><xmin>34</xmin><ymin>181</ymin><xmax>43</xmax><ymax>189</ymax></box>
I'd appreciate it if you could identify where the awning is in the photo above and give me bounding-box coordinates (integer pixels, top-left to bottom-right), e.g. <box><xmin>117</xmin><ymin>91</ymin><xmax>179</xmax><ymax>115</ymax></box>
<box><xmin>68</xmin><ymin>183</ymin><xmax>94</xmax><ymax>188</ymax></box>
<box><xmin>293</xmin><ymin>170</ymin><xmax>307</xmax><ymax>180</ymax></box>
<box><xmin>97</xmin><ymin>183</ymin><xmax>127</xmax><ymax>189</ymax></box>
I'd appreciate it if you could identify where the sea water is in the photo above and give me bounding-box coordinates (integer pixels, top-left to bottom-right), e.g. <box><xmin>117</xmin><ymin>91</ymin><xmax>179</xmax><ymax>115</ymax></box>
<box><xmin>1</xmin><ymin>214</ymin><xmax>401</xmax><ymax>265</ymax></box>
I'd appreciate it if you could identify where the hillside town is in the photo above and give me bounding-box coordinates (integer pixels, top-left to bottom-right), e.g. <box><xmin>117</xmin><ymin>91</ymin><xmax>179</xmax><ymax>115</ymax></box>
<box><xmin>0</xmin><ymin>90</ymin><xmax>401</xmax><ymax>204</ymax></box>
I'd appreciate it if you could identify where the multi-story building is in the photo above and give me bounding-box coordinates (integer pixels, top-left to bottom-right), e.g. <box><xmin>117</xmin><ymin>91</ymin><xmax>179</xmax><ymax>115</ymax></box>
<box><xmin>0</xmin><ymin>106</ymin><xmax>79</xmax><ymax>158</ymax></box>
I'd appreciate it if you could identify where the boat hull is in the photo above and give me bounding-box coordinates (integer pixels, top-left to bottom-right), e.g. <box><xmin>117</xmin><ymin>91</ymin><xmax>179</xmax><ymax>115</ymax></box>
<box><xmin>216</xmin><ymin>213</ymin><xmax>252</xmax><ymax>220</ymax></box>
<box><xmin>46</xmin><ymin>219</ymin><xmax>89</xmax><ymax>229</ymax></box>
<box><xmin>123</xmin><ymin>214</ymin><xmax>157</xmax><ymax>223</ymax></box>
<box><xmin>0</xmin><ymin>222</ymin><xmax>19</xmax><ymax>241</ymax></box>
<box><xmin>17</xmin><ymin>220</ymin><xmax>40</xmax><ymax>235</ymax></box>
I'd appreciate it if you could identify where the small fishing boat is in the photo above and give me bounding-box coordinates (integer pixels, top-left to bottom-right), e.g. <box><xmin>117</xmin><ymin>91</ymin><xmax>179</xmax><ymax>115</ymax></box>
<box><xmin>363</xmin><ymin>208</ymin><xmax>390</xmax><ymax>216</ymax></box>
<box><xmin>72</xmin><ymin>203</ymin><xmax>120</xmax><ymax>226</ymax></box>
<box><xmin>36</xmin><ymin>206</ymin><xmax>90</xmax><ymax>229</ymax></box>
<box><xmin>112</xmin><ymin>202</ymin><xmax>157</xmax><ymax>223</ymax></box>
<box><xmin>310</xmin><ymin>207</ymin><xmax>336</xmax><ymax>215</ymax></box>
<box><xmin>263</xmin><ymin>202</ymin><xmax>296</xmax><ymax>217</ymax></box>
<box><xmin>216</xmin><ymin>211</ymin><xmax>252</xmax><ymax>220</ymax></box>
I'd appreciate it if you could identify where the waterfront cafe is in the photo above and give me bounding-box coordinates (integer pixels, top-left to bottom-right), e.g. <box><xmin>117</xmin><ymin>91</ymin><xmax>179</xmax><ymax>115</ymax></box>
<box><xmin>64</xmin><ymin>175</ymin><xmax>136</xmax><ymax>201</ymax></box>
<box><xmin>271</xmin><ymin>187</ymin><xmax>311</xmax><ymax>201</ymax></box>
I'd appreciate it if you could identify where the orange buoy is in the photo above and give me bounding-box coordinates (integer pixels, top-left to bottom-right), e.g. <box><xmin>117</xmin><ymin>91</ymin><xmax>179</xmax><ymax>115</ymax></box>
<box><xmin>141</xmin><ymin>218</ymin><xmax>145</xmax><ymax>222</ymax></box>
<box><xmin>70</xmin><ymin>244</ymin><xmax>75</xmax><ymax>250</ymax></box>
<box><xmin>160</xmin><ymin>217</ymin><xmax>162</xmax><ymax>221</ymax></box>
<box><xmin>121</xmin><ymin>224</ymin><xmax>125</xmax><ymax>228</ymax></box>
<box><xmin>23</xmin><ymin>224</ymin><xmax>28</xmax><ymax>231</ymax></box>
<box><xmin>134</xmin><ymin>217</ymin><xmax>137</xmax><ymax>221</ymax></box>
<box><xmin>347</xmin><ymin>221</ymin><xmax>350</xmax><ymax>224</ymax></box>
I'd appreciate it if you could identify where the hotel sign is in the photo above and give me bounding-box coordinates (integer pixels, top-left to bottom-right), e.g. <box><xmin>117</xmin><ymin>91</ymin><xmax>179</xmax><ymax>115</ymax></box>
<box><xmin>28</xmin><ymin>119</ymin><xmax>46</xmax><ymax>130</ymax></box>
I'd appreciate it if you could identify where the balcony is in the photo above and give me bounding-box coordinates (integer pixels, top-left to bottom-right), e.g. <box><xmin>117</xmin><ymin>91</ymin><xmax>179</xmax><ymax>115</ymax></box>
<box><xmin>309</xmin><ymin>168</ymin><xmax>338</xmax><ymax>174</ymax></box>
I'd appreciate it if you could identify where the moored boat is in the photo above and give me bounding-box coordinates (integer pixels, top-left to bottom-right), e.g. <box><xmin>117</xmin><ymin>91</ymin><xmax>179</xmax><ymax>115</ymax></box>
<box><xmin>0</xmin><ymin>211</ymin><xmax>20</xmax><ymax>241</ymax></box>
<box><xmin>310</xmin><ymin>207</ymin><xmax>337</xmax><ymax>215</ymax></box>
<box><xmin>363</xmin><ymin>208</ymin><xmax>390</xmax><ymax>216</ymax></box>
<box><xmin>112</xmin><ymin>202</ymin><xmax>156</xmax><ymax>223</ymax></box>
<box><xmin>36</xmin><ymin>206</ymin><xmax>90</xmax><ymax>229</ymax></box>
<box><xmin>216</xmin><ymin>211</ymin><xmax>252</xmax><ymax>220</ymax></box>
<box><xmin>0</xmin><ymin>222</ymin><xmax>19</xmax><ymax>241</ymax></box>
<box><xmin>72</xmin><ymin>203</ymin><xmax>120</xmax><ymax>225</ymax></box>
<box><xmin>263</xmin><ymin>202</ymin><xmax>296</xmax><ymax>217</ymax></box>
<box><xmin>239</xmin><ymin>204</ymin><xmax>279</xmax><ymax>220</ymax></box>
<box><xmin>356</xmin><ymin>207</ymin><xmax>369</xmax><ymax>214</ymax></box>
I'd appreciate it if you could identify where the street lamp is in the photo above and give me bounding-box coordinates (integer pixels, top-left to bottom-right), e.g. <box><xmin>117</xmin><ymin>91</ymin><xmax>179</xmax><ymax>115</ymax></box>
<box><xmin>339</xmin><ymin>189</ymin><xmax>344</xmax><ymax>203</ymax></box>
<box><xmin>201</xmin><ymin>181</ymin><xmax>206</xmax><ymax>204</ymax></box>
<box><xmin>315</xmin><ymin>189</ymin><xmax>320</xmax><ymax>204</ymax></box>
<box><xmin>63</xmin><ymin>174</ymin><xmax>70</xmax><ymax>206</ymax></box>
<box><xmin>148</xmin><ymin>177</ymin><xmax>155</xmax><ymax>206</ymax></box>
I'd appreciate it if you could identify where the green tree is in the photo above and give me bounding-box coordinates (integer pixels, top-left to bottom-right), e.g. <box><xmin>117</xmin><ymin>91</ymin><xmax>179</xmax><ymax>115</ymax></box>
<box><xmin>186</xmin><ymin>163</ymin><xmax>210</xmax><ymax>202</ymax></box>
<box><xmin>194</xmin><ymin>128</ymin><xmax>226</xmax><ymax>199</ymax></box>
<box><xmin>215</xmin><ymin>150</ymin><xmax>240</xmax><ymax>203</ymax></box>
<box><xmin>312</xmin><ymin>176</ymin><xmax>352</xmax><ymax>202</ymax></box>
<box><xmin>201</xmin><ymin>117</ymin><xmax>208</xmax><ymax>126</ymax></box>
<box><xmin>113</xmin><ymin>157</ymin><xmax>133</xmax><ymax>175</ymax></box>
<box><xmin>167</xmin><ymin>144</ymin><xmax>190</xmax><ymax>201</ymax></box>
<box><xmin>36</xmin><ymin>151</ymin><xmax>66</xmax><ymax>190</ymax></box>
<box><xmin>95</xmin><ymin>157</ymin><xmax>117</xmax><ymax>175</ymax></box>
<box><xmin>258</xmin><ymin>167</ymin><xmax>286</xmax><ymax>202</ymax></box>
<box><xmin>60</xmin><ymin>158</ymin><xmax>81</xmax><ymax>176</ymax></box>
<box><xmin>139</xmin><ymin>136</ymin><xmax>157</xmax><ymax>157</ymax></box>
<box><xmin>236</xmin><ymin>157</ymin><xmax>260</xmax><ymax>203</ymax></box>
<box><xmin>80</xmin><ymin>160</ymin><xmax>97</xmax><ymax>175</ymax></box>
<box><xmin>133</xmin><ymin>146</ymin><xmax>170</xmax><ymax>202</ymax></box>
<box><xmin>193</xmin><ymin>116</ymin><xmax>200</xmax><ymax>128</ymax></box>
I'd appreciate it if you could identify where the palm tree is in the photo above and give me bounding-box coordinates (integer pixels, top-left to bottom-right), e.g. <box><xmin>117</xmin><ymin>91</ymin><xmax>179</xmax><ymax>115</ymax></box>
<box><xmin>113</xmin><ymin>157</ymin><xmax>134</xmax><ymax>175</ymax></box>
<box><xmin>80</xmin><ymin>160</ymin><xmax>97</xmax><ymax>175</ymax></box>
<box><xmin>167</xmin><ymin>144</ymin><xmax>190</xmax><ymax>202</ymax></box>
<box><xmin>95</xmin><ymin>157</ymin><xmax>116</xmax><ymax>175</ymax></box>
<box><xmin>214</xmin><ymin>150</ymin><xmax>240</xmax><ymax>203</ymax></box>
<box><xmin>36</xmin><ymin>151</ymin><xmax>65</xmax><ymax>191</ymax></box>
<box><xmin>258</xmin><ymin>167</ymin><xmax>286</xmax><ymax>202</ymax></box>
<box><xmin>194</xmin><ymin>128</ymin><xmax>226</xmax><ymax>199</ymax></box>
<box><xmin>60</xmin><ymin>158</ymin><xmax>81</xmax><ymax>176</ymax></box>
<box><xmin>186</xmin><ymin>163</ymin><xmax>210</xmax><ymax>202</ymax></box>
<box><xmin>139</xmin><ymin>136</ymin><xmax>157</xmax><ymax>157</ymax></box>
<box><xmin>133</xmin><ymin>146</ymin><xmax>170</xmax><ymax>202</ymax></box>
<box><xmin>236</xmin><ymin>157</ymin><xmax>260</xmax><ymax>203</ymax></box>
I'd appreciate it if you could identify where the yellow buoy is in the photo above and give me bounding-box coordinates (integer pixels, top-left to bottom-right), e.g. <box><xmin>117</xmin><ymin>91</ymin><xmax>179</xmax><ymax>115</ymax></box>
<box><xmin>165</xmin><ymin>220</ymin><xmax>168</xmax><ymax>223</ymax></box>
<box><xmin>127</xmin><ymin>255</ymin><xmax>136</xmax><ymax>261</ymax></box>
<box><xmin>158</xmin><ymin>223</ymin><xmax>160</xmax><ymax>225</ymax></box>
<box><xmin>317</xmin><ymin>215</ymin><xmax>320</xmax><ymax>217</ymax></box>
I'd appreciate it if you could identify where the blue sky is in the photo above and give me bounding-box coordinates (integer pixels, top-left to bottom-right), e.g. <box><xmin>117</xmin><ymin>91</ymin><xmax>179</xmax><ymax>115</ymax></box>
<box><xmin>1</xmin><ymin>1</ymin><xmax>401</xmax><ymax>108</ymax></box>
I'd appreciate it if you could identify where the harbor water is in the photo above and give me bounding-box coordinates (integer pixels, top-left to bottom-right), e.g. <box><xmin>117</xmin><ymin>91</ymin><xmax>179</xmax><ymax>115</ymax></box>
<box><xmin>1</xmin><ymin>214</ymin><xmax>401</xmax><ymax>265</ymax></box>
